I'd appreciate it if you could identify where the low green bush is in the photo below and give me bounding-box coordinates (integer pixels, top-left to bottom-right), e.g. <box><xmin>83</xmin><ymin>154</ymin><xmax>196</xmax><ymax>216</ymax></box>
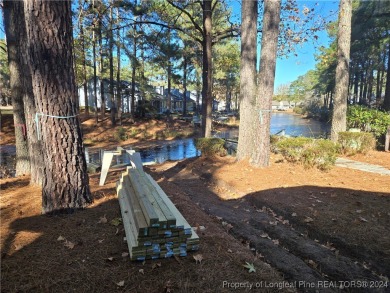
<box><xmin>115</xmin><ymin>127</ymin><xmax>128</xmax><ymax>141</ymax></box>
<box><xmin>338</xmin><ymin>131</ymin><xmax>376</xmax><ymax>155</ymax></box>
<box><xmin>195</xmin><ymin>138</ymin><xmax>227</xmax><ymax>157</ymax></box>
<box><xmin>272</xmin><ymin>136</ymin><xmax>340</xmax><ymax>170</ymax></box>
<box><xmin>293</xmin><ymin>106</ymin><xmax>305</xmax><ymax>115</ymax></box>
<box><xmin>347</xmin><ymin>105</ymin><xmax>390</xmax><ymax>140</ymax></box>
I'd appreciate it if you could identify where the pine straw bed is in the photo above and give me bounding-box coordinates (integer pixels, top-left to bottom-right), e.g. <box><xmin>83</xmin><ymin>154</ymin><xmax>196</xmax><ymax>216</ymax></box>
<box><xmin>1</xmin><ymin>169</ymin><xmax>288</xmax><ymax>293</ymax></box>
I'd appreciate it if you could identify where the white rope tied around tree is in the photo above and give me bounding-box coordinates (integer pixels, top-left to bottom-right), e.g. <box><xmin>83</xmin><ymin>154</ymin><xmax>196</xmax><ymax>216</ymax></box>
<box><xmin>35</xmin><ymin>112</ymin><xmax>78</xmax><ymax>140</ymax></box>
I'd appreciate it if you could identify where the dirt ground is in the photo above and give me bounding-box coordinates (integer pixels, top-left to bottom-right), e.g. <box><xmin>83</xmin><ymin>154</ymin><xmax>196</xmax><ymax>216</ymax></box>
<box><xmin>1</xmin><ymin>114</ymin><xmax>389</xmax><ymax>292</ymax></box>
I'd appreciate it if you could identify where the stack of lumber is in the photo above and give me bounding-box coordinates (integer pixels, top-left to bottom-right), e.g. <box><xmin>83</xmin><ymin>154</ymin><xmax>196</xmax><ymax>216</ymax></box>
<box><xmin>117</xmin><ymin>167</ymin><xmax>200</xmax><ymax>261</ymax></box>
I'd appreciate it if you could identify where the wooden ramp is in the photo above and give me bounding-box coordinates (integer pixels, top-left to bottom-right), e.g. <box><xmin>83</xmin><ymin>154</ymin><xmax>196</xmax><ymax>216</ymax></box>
<box><xmin>117</xmin><ymin>166</ymin><xmax>200</xmax><ymax>261</ymax></box>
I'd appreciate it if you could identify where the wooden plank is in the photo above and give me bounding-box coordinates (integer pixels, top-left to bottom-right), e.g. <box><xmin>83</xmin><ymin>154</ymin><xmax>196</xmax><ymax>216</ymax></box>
<box><xmin>126</xmin><ymin>151</ymin><xmax>144</xmax><ymax>170</ymax></box>
<box><xmin>121</xmin><ymin>175</ymin><xmax>149</xmax><ymax>236</ymax></box>
<box><xmin>145</xmin><ymin>173</ymin><xmax>199</xmax><ymax>241</ymax></box>
<box><xmin>117</xmin><ymin>185</ymin><xmax>141</xmax><ymax>259</ymax></box>
<box><xmin>99</xmin><ymin>152</ymin><xmax>114</xmax><ymax>186</ymax></box>
<box><xmin>136</xmin><ymin>170</ymin><xmax>177</xmax><ymax>228</ymax></box>
<box><xmin>127</xmin><ymin>169</ymin><xmax>161</xmax><ymax>227</ymax></box>
<box><xmin>126</xmin><ymin>169</ymin><xmax>159</xmax><ymax>227</ymax></box>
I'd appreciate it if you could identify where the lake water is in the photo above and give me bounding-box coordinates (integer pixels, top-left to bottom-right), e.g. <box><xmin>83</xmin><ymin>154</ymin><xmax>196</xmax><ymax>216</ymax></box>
<box><xmin>0</xmin><ymin>113</ymin><xmax>328</xmax><ymax>177</ymax></box>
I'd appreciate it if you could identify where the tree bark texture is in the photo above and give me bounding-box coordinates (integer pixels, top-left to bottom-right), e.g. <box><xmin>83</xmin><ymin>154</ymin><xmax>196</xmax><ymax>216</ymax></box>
<box><xmin>202</xmin><ymin>0</ymin><xmax>213</xmax><ymax>137</ymax></box>
<box><xmin>3</xmin><ymin>0</ymin><xmax>31</xmax><ymax>176</ymax></box>
<box><xmin>24</xmin><ymin>0</ymin><xmax>92</xmax><ymax>213</ymax></box>
<box><xmin>251</xmin><ymin>0</ymin><xmax>281</xmax><ymax>167</ymax></box>
<box><xmin>236</xmin><ymin>0</ymin><xmax>258</xmax><ymax>161</ymax></box>
<box><xmin>330</xmin><ymin>0</ymin><xmax>352</xmax><ymax>141</ymax></box>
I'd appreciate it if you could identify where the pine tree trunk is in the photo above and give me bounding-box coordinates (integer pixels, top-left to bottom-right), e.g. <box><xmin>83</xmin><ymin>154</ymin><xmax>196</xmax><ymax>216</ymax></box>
<box><xmin>131</xmin><ymin>23</ymin><xmax>137</xmax><ymax>118</ymax></box>
<box><xmin>237</xmin><ymin>0</ymin><xmax>258</xmax><ymax>161</ymax></box>
<box><xmin>4</xmin><ymin>0</ymin><xmax>43</xmax><ymax>184</ymax></box>
<box><xmin>109</xmin><ymin>3</ymin><xmax>116</xmax><ymax>126</ymax></box>
<box><xmin>3</xmin><ymin>0</ymin><xmax>30</xmax><ymax>176</ymax></box>
<box><xmin>116</xmin><ymin>8</ymin><xmax>122</xmax><ymax>125</ymax></box>
<box><xmin>167</xmin><ymin>61</ymin><xmax>172</xmax><ymax>111</ymax></box>
<box><xmin>251</xmin><ymin>0</ymin><xmax>281</xmax><ymax>167</ymax></box>
<box><xmin>80</xmin><ymin>24</ymin><xmax>89</xmax><ymax>117</ymax></box>
<box><xmin>202</xmin><ymin>0</ymin><xmax>213</xmax><ymax>137</ymax></box>
<box><xmin>98</xmin><ymin>21</ymin><xmax>106</xmax><ymax>118</ymax></box>
<box><xmin>330</xmin><ymin>0</ymin><xmax>352</xmax><ymax>142</ymax></box>
<box><xmin>183</xmin><ymin>56</ymin><xmax>187</xmax><ymax>116</ymax></box>
<box><xmin>24</xmin><ymin>0</ymin><xmax>92</xmax><ymax>213</ymax></box>
<box><xmin>78</xmin><ymin>1</ymin><xmax>89</xmax><ymax>117</ymax></box>
<box><xmin>383</xmin><ymin>46</ymin><xmax>390</xmax><ymax>111</ymax></box>
<box><xmin>353</xmin><ymin>71</ymin><xmax>359</xmax><ymax>104</ymax></box>
<box><xmin>93</xmin><ymin>23</ymin><xmax>98</xmax><ymax>124</ymax></box>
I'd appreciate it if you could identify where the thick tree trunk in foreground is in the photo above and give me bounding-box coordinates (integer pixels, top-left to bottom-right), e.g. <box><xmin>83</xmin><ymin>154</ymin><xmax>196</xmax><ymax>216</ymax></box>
<box><xmin>236</xmin><ymin>0</ymin><xmax>258</xmax><ymax>161</ymax></box>
<box><xmin>202</xmin><ymin>0</ymin><xmax>213</xmax><ymax>137</ymax></box>
<box><xmin>3</xmin><ymin>0</ymin><xmax>30</xmax><ymax>176</ymax></box>
<box><xmin>24</xmin><ymin>0</ymin><xmax>92</xmax><ymax>213</ymax></box>
<box><xmin>251</xmin><ymin>0</ymin><xmax>281</xmax><ymax>167</ymax></box>
<box><xmin>330</xmin><ymin>0</ymin><xmax>352</xmax><ymax>141</ymax></box>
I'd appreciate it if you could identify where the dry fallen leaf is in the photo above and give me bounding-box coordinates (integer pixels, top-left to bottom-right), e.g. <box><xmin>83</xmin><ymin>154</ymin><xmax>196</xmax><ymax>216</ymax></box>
<box><xmin>152</xmin><ymin>262</ymin><xmax>162</xmax><ymax>269</ymax></box>
<box><xmin>359</xmin><ymin>216</ymin><xmax>368</xmax><ymax>222</ymax></box>
<box><xmin>291</xmin><ymin>212</ymin><xmax>297</xmax><ymax>217</ymax></box>
<box><xmin>304</xmin><ymin>217</ymin><xmax>314</xmax><ymax>223</ymax></box>
<box><xmin>116</xmin><ymin>280</ymin><xmax>124</xmax><ymax>287</ymax></box>
<box><xmin>98</xmin><ymin>215</ymin><xmax>108</xmax><ymax>224</ymax></box>
<box><xmin>98</xmin><ymin>239</ymin><xmax>104</xmax><ymax>243</ymax></box>
<box><xmin>139</xmin><ymin>269</ymin><xmax>144</xmax><ymax>274</ymax></box>
<box><xmin>57</xmin><ymin>235</ymin><xmax>66</xmax><ymax>241</ymax></box>
<box><xmin>110</xmin><ymin>218</ymin><xmax>122</xmax><ymax>226</ymax></box>
<box><xmin>272</xmin><ymin>239</ymin><xmax>280</xmax><ymax>245</ymax></box>
<box><xmin>121</xmin><ymin>252</ymin><xmax>129</xmax><ymax>257</ymax></box>
<box><xmin>64</xmin><ymin>240</ymin><xmax>75</xmax><ymax>249</ymax></box>
<box><xmin>193</xmin><ymin>254</ymin><xmax>203</xmax><ymax>264</ymax></box>
<box><xmin>227</xmin><ymin>249</ymin><xmax>233</xmax><ymax>253</ymax></box>
<box><xmin>14</xmin><ymin>244</ymin><xmax>23</xmax><ymax>251</ymax></box>
<box><xmin>107</xmin><ymin>257</ymin><xmax>114</xmax><ymax>261</ymax></box>
<box><xmin>307</xmin><ymin>259</ymin><xmax>318</xmax><ymax>268</ymax></box>
<box><xmin>260</xmin><ymin>233</ymin><xmax>269</xmax><ymax>238</ymax></box>
<box><xmin>243</xmin><ymin>262</ymin><xmax>256</xmax><ymax>273</ymax></box>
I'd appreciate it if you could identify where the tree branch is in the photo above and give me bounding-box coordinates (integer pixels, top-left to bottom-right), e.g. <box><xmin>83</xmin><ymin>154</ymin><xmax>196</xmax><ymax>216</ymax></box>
<box><xmin>166</xmin><ymin>0</ymin><xmax>204</xmax><ymax>36</ymax></box>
